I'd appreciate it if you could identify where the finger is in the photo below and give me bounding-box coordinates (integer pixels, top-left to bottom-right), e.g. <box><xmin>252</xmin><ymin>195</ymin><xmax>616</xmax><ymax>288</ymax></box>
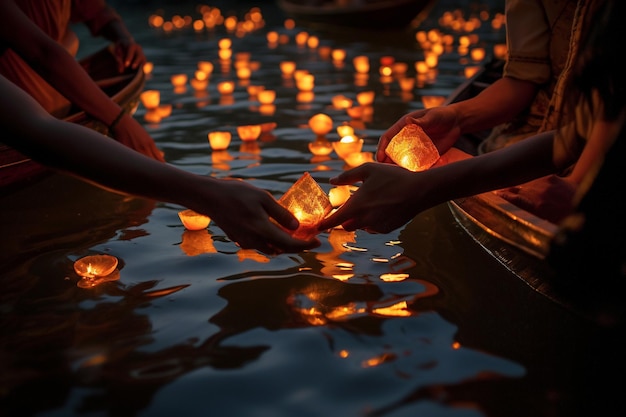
<box><xmin>264</xmin><ymin>198</ymin><xmax>299</xmax><ymax>231</ymax></box>
<box><xmin>328</xmin><ymin>165</ymin><xmax>369</xmax><ymax>186</ymax></box>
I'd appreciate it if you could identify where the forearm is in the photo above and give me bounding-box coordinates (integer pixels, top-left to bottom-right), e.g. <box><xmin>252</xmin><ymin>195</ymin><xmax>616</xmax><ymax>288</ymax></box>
<box><xmin>449</xmin><ymin>77</ymin><xmax>538</xmax><ymax>135</ymax></box>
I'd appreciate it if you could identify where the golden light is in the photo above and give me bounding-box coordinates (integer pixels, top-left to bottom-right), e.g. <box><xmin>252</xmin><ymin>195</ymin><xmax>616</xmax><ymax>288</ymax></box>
<box><xmin>385</xmin><ymin>124</ymin><xmax>440</xmax><ymax>172</ymax></box>
<box><xmin>139</xmin><ymin>89</ymin><xmax>160</xmax><ymax>110</ymax></box>
<box><xmin>464</xmin><ymin>65</ymin><xmax>480</xmax><ymax>78</ymax></box>
<box><xmin>278</xmin><ymin>172</ymin><xmax>333</xmax><ymax>239</ymax></box>
<box><xmin>258</xmin><ymin>89</ymin><xmax>276</xmax><ymax>104</ymax></box>
<box><xmin>178</xmin><ymin>209</ymin><xmax>211</xmax><ymax>230</ymax></box>
<box><xmin>332</xmin><ymin>135</ymin><xmax>364</xmax><ymax>159</ymax></box>
<box><xmin>308</xmin><ymin>113</ymin><xmax>333</xmax><ymax>136</ymax></box>
<box><xmin>218</xmin><ymin>38</ymin><xmax>232</xmax><ymax>49</ymax></box>
<box><xmin>295</xmin><ymin>31</ymin><xmax>309</xmax><ymax>46</ymax></box>
<box><xmin>379</xmin><ymin>65</ymin><xmax>392</xmax><ymax>77</ymax></box>
<box><xmin>236</xmin><ymin>66</ymin><xmax>252</xmax><ymax>79</ymax></box>
<box><xmin>284</xmin><ymin>18</ymin><xmax>295</xmax><ymax>30</ymax></box>
<box><xmin>336</xmin><ymin>124</ymin><xmax>354</xmax><ymax>137</ymax></box>
<box><xmin>217</xmin><ymin>80</ymin><xmax>235</xmax><ymax>95</ymax></box>
<box><xmin>260</xmin><ymin>122</ymin><xmax>277</xmax><ymax>134</ymax></box>
<box><xmin>198</xmin><ymin>60</ymin><xmax>214</xmax><ymax>74</ymax></box>
<box><xmin>317</xmin><ymin>45</ymin><xmax>332</xmax><ymax>59</ymax></box>
<box><xmin>297</xmin><ymin>91</ymin><xmax>315</xmax><ymax>103</ymax></box>
<box><xmin>143</xmin><ymin>61</ymin><xmax>154</xmax><ymax>75</ymax></box>
<box><xmin>170</xmin><ymin>73</ymin><xmax>188</xmax><ymax>87</ymax></box>
<box><xmin>343</xmin><ymin>151</ymin><xmax>374</xmax><ymax>167</ymax></box>
<box><xmin>280</xmin><ymin>61</ymin><xmax>297</xmax><ymax>76</ymax></box>
<box><xmin>332</xmin><ymin>95</ymin><xmax>353</xmax><ymax>110</ymax></box>
<box><xmin>328</xmin><ymin>185</ymin><xmax>351</xmax><ymax>207</ymax></box>
<box><xmin>421</xmin><ymin>95</ymin><xmax>446</xmax><ymax>109</ymax></box>
<box><xmin>208</xmin><ymin>131</ymin><xmax>232</xmax><ymax>150</ymax></box>
<box><xmin>380</xmin><ymin>55</ymin><xmax>394</xmax><ymax>66</ymax></box>
<box><xmin>307</xmin><ymin>36</ymin><xmax>319</xmax><ymax>49</ymax></box>
<box><xmin>190</xmin><ymin>78</ymin><xmax>208</xmax><ymax>90</ymax></box>
<box><xmin>156</xmin><ymin>104</ymin><xmax>172</xmax><ymax>117</ymax></box>
<box><xmin>144</xmin><ymin>109</ymin><xmax>162</xmax><ymax>124</ymax></box>
<box><xmin>470</xmin><ymin>47</ymin><xmax>486</xmax><ymax>62</ymax></box>
<box><xmin>356</xmin><ymin>91</ymin><xmax>375</xmax><ymax>106</ymax></box>
<box><xmin>398</xmin><ymin>77</ymin><xmax>415</xmax><ymax>92</ymax></box>
<box><xmin>308</xmin><ymin>137</ymin><xmax>334</xmax><ymax>156</ymax></box>
<box><xmin>259</xmin><ymin>104</ymin><xmax>275</xmax><ymax>116</ymax></box>
<box><xmin>296</xmin><ymin>73</ymin><xmax>314</xmax><ymax>91</ymax></box>
<box><xmin>247</xmin><ymin>85</ymin><xmax>264</xmax><ymax>96</ymax></box>
<box><xmin>237</xmin><ymin>124</ymin><xmax>262</xmax><ymax>141</ymax></box>
<box><xmin>211</xmin><ymin>149</ymin><xmax>233</xmax><ymax>170</ymax></box>
<box><xmin>493</xmin><ymin>43</ymin><xmax>507</xmax><ymax>59</ymax></box>
<box><xmin>331</xmin><ymin>48</ymin><xmax>346</xmax><ymax>62</ymax></box>
<box><xmin>74</xmin><ymin>254</ymin><xmax>118</xmax><ymax>279</ymax></box>
<box><xmin>392</xmin><ymin>62</ymin><xmax>408</xmax><ymax>75</ymax></box>
<box><xmin>424</xmin><ymin>52</ymin><xmax>438</xmax><ymax>68</ymax></box>
<box><xmin>415</xmin><ymin>60</ymin><xmax>429</xmax><ymax>74</ymax></box>
<box><xmin>218</xmin><ymin>48</ymin><xmax>232</xmax><ymax>60</ymax></box>
<box><xmin>352</xmin><ymin>55</ymin><xmax>370</xmax><ymax>73</ymax></box>
<box><xmin>266</xmin><ymin>30</ymin><xmax>279</xmax><ymax>44</ymax></box>
<box><xmin>180</xmin><ymin>230</ymin><xmax>217</xmax><ymax>256</ymax></box>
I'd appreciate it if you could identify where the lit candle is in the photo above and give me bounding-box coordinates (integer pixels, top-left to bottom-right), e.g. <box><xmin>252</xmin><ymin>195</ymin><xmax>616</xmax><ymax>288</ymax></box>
<box><xmin>336</xmin><ymin>124</ymin><xmax>354</xmax><ymax>138</ymax></box>
<box><xmin>385</xmin><ymin>124</ymin><xmax>440</xmax><ymax>172</ymax></box>
<box><xmin>74</xmin><ymin>254</ymin><xmax>118</xmax><ymax>278</ymax></box>
<box><xmin>208</xmin><ymin>131</ymin><xmax>232</xmax><ymax>150</ymax></box>
<box><xmin>308</xmin><ymin>137</ymin><xmax>334</xmax><ymax>156</ymax></box>
<box><xmin>332</xmin><ymin>135</ymin><xmax>364</xmax><ymax>159</ymax></box>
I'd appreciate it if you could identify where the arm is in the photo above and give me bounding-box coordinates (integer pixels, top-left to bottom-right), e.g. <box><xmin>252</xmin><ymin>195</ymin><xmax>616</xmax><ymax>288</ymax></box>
<box><xmin>0</xmin><ymin>1</ymin><xmax>163</xmax><ymax>161</ymax></box>
<box><xmin>376</xmin><ymin>76</ymin><xmax>539</xmax><ymax>162</ymax></box>
<box><xmin>0</xmin><ymin>75</ymin><xmax>317</xmax><ymax>254</ymax></box>
<box><xmin>321</xmin><ymin>131</ymin><xmax>557</xmax><ymax>233</ymax></box>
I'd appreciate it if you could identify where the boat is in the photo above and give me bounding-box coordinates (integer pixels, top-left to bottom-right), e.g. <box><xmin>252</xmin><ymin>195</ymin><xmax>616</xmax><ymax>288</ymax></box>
<box><xmin>276</xmin><ymin>0</ymin><xmax>437</xmax><ymax>29</ymax></box>
<box><xmin>443</xmin><ymin>58</ymin><xmax>567</xmax><ymax>306</ymax></box>
<box><xmin>0</xmin><ymin>46</ymin><xmax>145</xmax><ymax>189</ymax></box>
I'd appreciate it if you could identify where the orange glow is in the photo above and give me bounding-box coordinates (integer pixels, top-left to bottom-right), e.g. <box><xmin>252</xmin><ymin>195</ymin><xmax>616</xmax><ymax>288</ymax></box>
<box><xmin>208</xmin><ymin>131</ymin><xmax>232</xmax><ymax>150</ymax></box>
<box><xmin>74</xmin><ymin>254</ymin><xmax>118</xmax><ymax>278</ymax></box>
<box><xmin>343</xmin><ymin>151</ymin><xmax>374</xmax><ymax>167</ymax></box>
<box><xmin>139</xmin><ymin>89</ymin><xmax>160</xmax><ymax>110</ymax></box>
<box><xmin>336</xmin><ymin>124</ymin><xmax>354</xmax><ymax>137</ymax></box>
<box><xmin>237</xmin><ymin>124</ymin><xmax>262</xmax><ymax>141</ymax></box>
<box><xmin>258</xmin><ymin>89</ymin><xmax>276</xmax><ymax>104</ymax></box>
<box><xmin>421</xmin><ymin>95</ymin><xmax>445</xmax><ymax>109</ymax></box>
<box><xmin>308</xmin><ymin>113</ymin><xmax>333</xmax><ymax>136</ymax></box>
<box><xmin>308</xmin><ymin>137</ymin><xmax>334</xmax><ymax>156</ymax></box>
<box><xmin>356</xmin><ymin>91</ymin><xmax>375</xmax><ymax>106</ymax></box>
<box><xmin>332</xmin><ymin>95</ymin><xmax>353</xmax><ymax>110</ymax></box>
<box><xmin>332</xmin><ymin>135</ymin><xmax>364</xmax><ymax>159</ymax></box>
<box><xmin>352</xmin><ymin>55</ymin><xmax>370</xmax><ymax>73</ymax></box>
<box><xmin>280</xmin><ymin>61</ymin><xmax>297</xmax><ymax>76</ymax></box>
<box><xmin>180</xmin><ymin>230</ymin><xmax>217</xmax><ymax>256</ymax></box>
<box><xmin>143</xmin><ymin>61</ymin><xmax>154</xmax><ymax>75</ymax></box>
<box><xmin>217</xmin><ymin>80</ymin><xmax>235</xmax><ymax>95</ymax></box>
<box><xmin>278</xmin><ymin>172</ymin><xmax>333</xmax><ymax>239</ymax></box>
<box><xmin>328</xmin><ymin>185</ymin><xmax>351</xmax><ymax>207</ymax></box>
<box><xmin>178</xmin><ymin>209</ymin><xmax>211</xmax><ymax>231</ymax></box>
<box><xmin>385</xmin><ymin>124</ymin><xmax>440</xmax><ymax>171</ymax></box>
<box><xmin>170</xmin><ymin>73</ymin><xmax>188</xmax><ymax>87</ymax></box>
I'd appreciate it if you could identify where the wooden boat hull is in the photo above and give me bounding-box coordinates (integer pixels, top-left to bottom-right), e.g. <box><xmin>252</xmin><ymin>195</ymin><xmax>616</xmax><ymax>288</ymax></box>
<box><xmin>443</xmin><ymin>58</ymin><xmax>566</xmax><ymax>303</ymax></box>
<box><xmin>0</xmin><ymin>46</ymin><xmax>145</xmax><ymax>188</ymax></box>
<box><xmin>276</xmin><ymin>0</ymin><xmax>437</xmax><ymax>29</ymax></box>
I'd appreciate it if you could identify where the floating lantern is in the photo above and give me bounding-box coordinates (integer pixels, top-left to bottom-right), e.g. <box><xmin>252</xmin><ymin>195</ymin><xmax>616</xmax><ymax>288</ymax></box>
<box><xmin>140</xmin><ymin>90</ymin><xmax>160</xmax><ymax>110</ymax></box>
<box><xmin>237</xmin><ymin>124</ymin><xmax>262</xmax><ymax>141</ymax></box>
<box><xmin>385</xmin><ymin>124</ymin><xmax>440</xmax><ymax>172</ymax></box>
<box><xmin>464</xmin><ymin>66</ymin><xmax>480</xmax><ymax>78</ymax></box>
<box><xmin>392</xmin><ymin>62</ymin><xmax>408</xmax><ymax>75</ymax></box>
<box><xmin>190</xmin><ymin>78</ymin><xmax>208</xmax><ymax>90</ymax></box>
<box><xmin>493</xmin><ymin>43</ymin><xmax>507</xmax><ymax>59</ymax></box>
<box><xmin>236</xmin><ymin>66</ymin><xmax>251</xmax><ymax>79</ymax></box>
<box><xmin>170</xmin><ymin>73</ymin><xmax>188</xmax><ymax>87</ymax></box>
<box><xmin>415</xmin><ymin>60</ymin><xmax>429</xmax><ymax>74</ymax></box>
<box><xmin>143</xmin><ymin>62</ymin><xmax>154</xmax><ymax>75</ymax></box>
<box><xmin>295</xmin><ymin>31</ymin><xmax>308</xmax><ymax>46</ymax></box>
<box><xmin>332</xmin><ymin>135</ymin><xmax>363</xmax><ymax>159</ymax></box>
<box><xmin>332</xmin><ymin>95</ymin><xmax>353</xmax><ymax>110</ymax></box>
<box><xmin>356</xmin><ymin>91</ymin><xmax>375</xmax><ymax>106</ymax></box>
<box><xmin>144</xmin><ymin>109</ymin><xmax>162</xmax><ymax>124</ymax></box>
<box><xmin>218</xmin><ymin>48</ymin><xmax>232</xmax><ymax>61</ymax></box>
<box><xmin>280</xmin><ymin>61</ymin><xmax>297</xmax><ymax>76</ymax></box>
<box><xmin>399</xmin><ymin>77</ymin><xmax>415</xmax><ymax>92</ymax></box>
<box><xmin>178</xmin><ymin>209</ymin><xmax>211</xmax><ymax>230</ymax></box>
<box><xmin>331</xmin><ymin>48</ymin><xmax>346</xmax><ymax>62</ymax></box>
<box><xmin>346</xmin><ymin>105</ymin><xmax>365</xmax><ymax>119</ymax></box>
<box><xmin>296</xmin><ymin>73</ymin><xmax>314</xmax><ymax>91</ymax></box>
<box><xmin>259</xmin><ymin>104</ymin><xmax>275</xmax><ymax>116</ymax></box>
<box><xmin>308</xmin><ymin>137</ymin><xmax>334</xmax><ymax>156</ymax></box>
<box><xmin>308</xmin><ymin>113</ymin><xmax>333</xmax><ymax>136</ymax></box>
<box><xmin>260</xmin><ymin>122</ymin><xmax>277</xmax><ymax>133</ymax></box>
<box><xmin>307</xmin><ymin>36</ymin><xmax>319</xmax><ymax>49</ymax></box>
<box><xmin>156</xmin><ymin>104</ymin><xmax>172</xmax><ymax>118</ymax></box>
<box><xmin>352</xmin><ymin>55</ymin><xmax>370</xmax><ymax>74</ymax></box>
<box><xmin>297</xmin><ymin>91</ymin><xmax>314</xmax><ymax>103</ymax></box>
<box><xmin>74</xmin><ymin>254</ymin><xmax>118</xmax><ymax>279</ymax></box>
<box><xmin>217</xmin><ymin>80</ymin><xmax>235</xmax><ymax>95</ymax></box>
<box><xmin>208</xmin><ymin>131</ymin><xmax>232</xmax><ymax>150</ymax></box>
<box><xmin>278</xmin><ymin>172</ymin><xmax>333</xmax><ymax>239</ymax></box>
<box><xmin>258</xmin><ymin>89</ymin><xmax>276</xmax><ymax>104</ymax></box>
<box><xmin>198</xmin><ymin>60</ymin><xmax>214</xmax><ymax>74</ymax></box>
<box><xmin>470</xmin><ymin>47</ymin><xmax>486</xmax><ymax>62</ymax></box>
<box><xmin>336</xmin><ymin>124</ymin><xmax>354</xmax><ymax>138</ymax></box>
<box><xmin>380</xmin><ymin>56</ymin><xmax>395</xmax><ymax>66</ymax></box>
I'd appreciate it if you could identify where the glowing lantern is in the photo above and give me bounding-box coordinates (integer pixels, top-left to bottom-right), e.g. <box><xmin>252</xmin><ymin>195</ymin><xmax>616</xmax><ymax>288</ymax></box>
<box><xmin>296</xmin><ymin>73</ymin><xmax>314</xmax><ymax>91</ymax></box>
<box><xmin>421</xmin><ymin>95</ymin><xmax>445</xmax><ymax>109</ymax></box>
<box><xmin>208</xmin><ymin>131</ymin><xmax>232</xmax><ymax>150</ymax></box>
<box><xmin>356</xmin><ymin>91</ymin><xmax>375</xmax><ymax>106</ymax></box>
<box><xmin>237</xmin><ymin>124</ymin><xmax>262</xmax><ymax>141</ymax></box>
<box><xmin>336</xmin><ymin>124</ymin><xmax>354</xmax><ymax>138</ymax></box>
<box><xmin>493</xmin><ymin>43</ymin><xmax>507</xmax><ymax>59</ymax></box>
<box><xmin>280</xmin><ymin>61</ymin><xmax>296</xmax><ymax>76</ymax></box>
<box><xmin>308</xmin><ymin>113</ymin><xmax>333</xmax><ymax>136</ymax></box>
<box><xmin>470</xmin><ymin>47</ymin><xmax>486</xmax><ymax>62</ymax></box>
<box><xmin>385</xmin><ymin>124</ymin><xmax>440</xmax><ymax>172</ymax></box>
<box><xmin>258</xmin><ymin>89</ymin><xmax>276</xmax><ymax>104</ymax></box>
<box><xmin>308</xmin><ymin>137</ymin><xmax>334</xmax><ymax>156</ymax></box>
<box><xmin>260</xmin><ymin>122</ymin><xmax>277</xmax><ymax>133</ymax></box>
<box><xmin>156</xmin><ymin>104</ymin><xmax>172</xmax><ymax>117</ymax></box>
<box><xmin>217</xmin><ymin>80</ymin><xmax>235</xmax><ymax>95</ymax></box>
<box><xmin>140</xmin><ymin>90</ymin><xmax>160</xmax><ymax>110</ymax></box>
<box><xmin>143</xmin><ymin>61</ymin><xmax>154</xmax><ymax>75</ymax></box>
<box><xmin>198</xmin><ymin>60</ymin><xmax>214</xmax><ymax>74</ymax></box>
<box><xmin>332</xmin><ymin>95</ymin><xmax>353</xmax><ymax>110</ymax></box>
<box><xmin>328</xmin><ymin>185</ymin><xmax>351</xmax><ymax>207</ymax></box>
<box><xmin>344</xmin><ymin>151</ymin><xmax>374</xmax><ymax>167</ymax></box>
<box><xmin>464</xmin><ymin>66</ymin><xmax>480</xmax><ymax>78</ymax></box>
<box><xmin>74</xmin><ymin>254</ymin><xmax>118</xmax><ymax>278</ymax></box>
<box><xmin>278</xmin><ymin>172</ymin><xmax>333</xmax><ymax>239</ymax></box>
<box><xmin>331</xmin><ymin>48</ymin><xmax>346</xmax><ymax>62</ymax></box>
<box><xmin>332</xmin><ymin>135</ymin><xmax>363</xmax><ymax>159</ymax></box>
<box><xmin>170</xmin><ymin>73</ymin><xmax>188</xmax><ymax>87</ymax></box>
<box><xmin>398</xmin><ymin>77</ymin><xmax>415</xmax><ymax>92</ymax></box>
<box><xmin>190</xmin><ymin>78</ymin><xmax>208</xmax><ymax>90</ymax></box>
<box><xmin>352</xmin><ymin>55</ymin><xmax>370</xmax><ymax>73</ymax></box>
<box><xmin>178</xmin><ymin>209</ymin><xmax>211</xmax><ymax>230</ymax></box>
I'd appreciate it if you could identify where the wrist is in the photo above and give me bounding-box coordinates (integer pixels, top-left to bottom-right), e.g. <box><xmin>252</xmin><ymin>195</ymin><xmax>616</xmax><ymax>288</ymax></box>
<box><xmin>108</xmin><ymin>109</ymin><xmax>126</xmax><ymax>133</ymax></box>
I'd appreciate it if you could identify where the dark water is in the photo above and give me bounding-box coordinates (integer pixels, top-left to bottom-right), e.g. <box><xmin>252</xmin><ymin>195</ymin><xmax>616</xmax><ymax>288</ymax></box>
<box><xmin>1</xmin><ymin>1</ymin><xmax>621</xmax><ymax>416</ymax></box>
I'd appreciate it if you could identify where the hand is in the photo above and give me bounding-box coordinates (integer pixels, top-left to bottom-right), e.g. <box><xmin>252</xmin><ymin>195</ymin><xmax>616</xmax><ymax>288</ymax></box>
<box><xmin>196</xmin><ymin>178</ymin><xmax>321</xmax><ymax>255</ymax></box>
<box><xmin>317</xmin><ymin>162</ymin><xmax>424</xmax><ymax>233</ymax></box>
<box><xmin>112</xmin><ymin>113</ymin><xmax>165</xmax><ymax>162</ymax></box>
<box><xmin>495</xmin><ymin>174</ymin><xmax>577</xmax><ymax>224</ymax></box>
<box><xmin>112</xmin><ymin>38</ymin><xmax>146</xmax><ymax>72</ymax></box>
<box><xmin>376</xmin><ymin>106</ymin><xmax>461</xmax><ymax>163</ymax></box>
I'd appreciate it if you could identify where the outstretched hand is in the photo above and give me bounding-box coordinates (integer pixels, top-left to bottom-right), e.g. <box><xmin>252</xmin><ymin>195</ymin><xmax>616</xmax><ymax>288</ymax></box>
<box><xmin>195</xmin><ymin>178</ymin><xmax>321</xmax><ymax>255</ymax></box>
<box><xmin>112</xmin><ymin>114</ymin><xmax>165</xmax><ymax>162</ymax></box>
<box><xmin>112</xmin><ymin>38</ymin><xmax>146</xmax><ymax>72</ymax></box>
<box><xmin>317</xmin><ymin>162</ymin><xmax>424</xmax><ymax>234</ymax></box>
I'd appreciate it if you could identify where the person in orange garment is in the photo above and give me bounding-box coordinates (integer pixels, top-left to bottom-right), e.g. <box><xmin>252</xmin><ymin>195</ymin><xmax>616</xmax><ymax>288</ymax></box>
<box><xmin>0</xmin><ymin>0</ymin><xmax>163</xmax><ymax>161</ymax></box>
<box><xmin>0</xmin><ymin>73</ymin><xmax>321</xmax><ymax>255</ymax></box>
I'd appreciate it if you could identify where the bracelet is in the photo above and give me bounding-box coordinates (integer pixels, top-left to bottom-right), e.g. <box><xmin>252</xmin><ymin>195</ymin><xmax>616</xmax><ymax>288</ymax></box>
<box><xmin>109</xmin><ymin>109</ymin><xmax>126</xmax><ymax>132</ymax></box>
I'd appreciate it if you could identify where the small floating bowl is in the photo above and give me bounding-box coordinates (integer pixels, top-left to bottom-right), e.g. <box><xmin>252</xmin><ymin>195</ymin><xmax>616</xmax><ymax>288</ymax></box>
<box><xmin>74</xmin><ymin>254</ymin><xmax>118</xmax><ymax>278</ymax></box>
